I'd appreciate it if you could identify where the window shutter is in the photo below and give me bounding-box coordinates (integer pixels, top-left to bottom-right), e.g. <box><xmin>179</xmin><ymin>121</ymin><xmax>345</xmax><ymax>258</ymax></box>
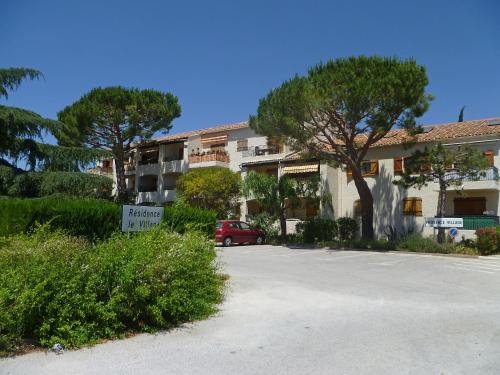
<box><xmin>237</xmin><ymin>139</ymin><xmax>248</xmax><ymax>152</ymax></box>
<box><xmin>370</xmin><ymin>160</ymin><xmax>379</xmax><ymax>175</ymax></box>
<box><xmin>420</xmin><ymin>163</ymin><xmax>432</xmax><ymax>173</ymax></box>
<box><xmin>403</xmin><ymin>197</ymin><xmax>422</xmax><ymax>216</ymax></box>
<box><xmin>354</xmin><ymin>200</ymin><xmax>362</xmax><ymax>216</ymax></box>
<box><xmin>484</xmin><ymin>150</ymin><xmax>494</xmax><ymax>167</ymax></box>
<box><xmin>346</xmin><ymin>165</ymin><xmax>353</xmax><ymax>176</ymax></box>
<box><xmin>394</xmin><ymin>157</ymin><xmax>403</xmax><ymax>175</ymax></box>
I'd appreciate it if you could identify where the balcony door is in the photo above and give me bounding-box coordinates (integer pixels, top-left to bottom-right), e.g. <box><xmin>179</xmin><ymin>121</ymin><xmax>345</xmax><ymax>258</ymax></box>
<box><xmin>454</xmin><ymin>197</ymin><xmax>486</xmax><ymax>215</ymax></box>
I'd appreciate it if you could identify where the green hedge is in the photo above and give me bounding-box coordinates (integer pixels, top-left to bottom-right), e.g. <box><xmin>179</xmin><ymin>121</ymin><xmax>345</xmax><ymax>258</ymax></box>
<box><xmin>0</xmin><ymin>198</ymin><xmax>120</xmax><ymax>239</ymax></box>
<box><xmin>299</xmin><ymin>217</ymin><xmax>358</xmax><ymax>243</ymax></box>
<box><xmin>162</xmin><ymin>203</ymin><xmax>217</xmax><ymax>238</ymax></box>
<box><xmin>0</xmin><ymin>225</ymin><xmax>224</xmax><ymax>352</ymax></box>
<box><xmin>4</xmin><ymin>171</ymin><xmax>112</xmax><ymax>199</ymax></box>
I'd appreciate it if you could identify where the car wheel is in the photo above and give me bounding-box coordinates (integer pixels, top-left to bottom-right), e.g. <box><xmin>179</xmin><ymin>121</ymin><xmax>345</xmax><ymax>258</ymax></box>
<box><xmin>223</xmin><ymin>237</ymin><xmax>232</xmax><ymax>247</ymax></box>
<box><xmin>256</xmin><ymin>236</ymin><xmax>264</xmax><ymax>245</ymax></box>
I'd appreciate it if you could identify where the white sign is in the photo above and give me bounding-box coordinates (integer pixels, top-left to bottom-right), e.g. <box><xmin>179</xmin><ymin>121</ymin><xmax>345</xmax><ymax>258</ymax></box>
<box><xmin>121</xmin><ymin>205</ymin><xmax>164</xmax><ymax>232</ymax></box>
<box><xmin>425</xmin><ymin>217</ymin><xmax>463</xmax><ymax>228</ymax></box>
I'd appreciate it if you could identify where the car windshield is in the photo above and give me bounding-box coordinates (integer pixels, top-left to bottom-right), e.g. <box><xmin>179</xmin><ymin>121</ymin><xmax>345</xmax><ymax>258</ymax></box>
<box><xmin>215</xmin><ymin>222</ymin><xmax>223</xmax><ymax>229</ymax></box>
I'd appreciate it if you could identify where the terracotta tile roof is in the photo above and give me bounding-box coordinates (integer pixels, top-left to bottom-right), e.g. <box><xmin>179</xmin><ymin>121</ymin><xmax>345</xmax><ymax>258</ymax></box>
<box><xmin>155</xmin><ymin>121</ymin><xmax>248</xmax><ymax>143</ymax></box>
<box><xmin>359</xmin><ymin>117</ymin><xmax>500</xmax><ymax>148</ymax></box>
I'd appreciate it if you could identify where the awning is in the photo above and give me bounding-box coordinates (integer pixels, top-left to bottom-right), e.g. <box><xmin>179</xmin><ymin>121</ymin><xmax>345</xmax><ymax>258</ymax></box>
<box><xmin>282</xmin><ymin>163</ymin><xmax>319</xmax><ymax>175</ymax></box>
<box><xmin>201</xmin><ymin>134</ymin><xmax>228</xmax><ymax>145</ymax></box>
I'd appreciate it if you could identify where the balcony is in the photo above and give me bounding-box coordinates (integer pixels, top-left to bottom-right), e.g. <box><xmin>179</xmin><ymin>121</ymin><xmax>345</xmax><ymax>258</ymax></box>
<box><xmin>242</xmin><ymin>145</ymin><xmax>281</xmax><ymax>158</ymax></box>
<box><xmin>448</xmin><ymin>215</ymin><xmax>499</xmax><ymax>230</ymax></box>
<box><xmin>88</xmin><ymin>166</ymin><xmax>113</xmax><ymax>177</ymax></box>
<box><xmin>189</xmin><ymin>151</ymin><xmax>229</xmax><ymax>168</ymax></box>
<box><xmin>162</xmin><ymin>158</ymin><xmax>186</xmax><ymax>174</ymax></box>
<box><xmin>439</xmin><ymin>167</ymin><xmax>500</xmax><ymax>191</ymax></box>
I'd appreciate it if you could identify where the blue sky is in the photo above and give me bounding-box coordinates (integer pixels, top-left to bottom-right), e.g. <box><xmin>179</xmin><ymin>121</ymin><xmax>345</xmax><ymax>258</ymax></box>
<box><xmin>2</xmin><ymin>0</ymin><xmax>499</xmax><ymax>144</ymax></box>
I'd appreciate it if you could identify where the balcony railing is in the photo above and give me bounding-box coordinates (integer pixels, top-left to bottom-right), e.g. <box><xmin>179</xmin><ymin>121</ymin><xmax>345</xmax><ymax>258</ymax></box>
<box><xmin>242</xmin><ymin>145</ymin><xmax>281</xmax><ymax>158</ymax></box>
<box><xmin>189</xmin><ymin>152</ymin><xmax>229</xmax><ymax>164</ymax></box>
<box><xmin>448</xmin><ymin>215</ymin><xmax>499</xmax><ymax>230</ymax></box>
<box><xmin>440</xmin><ymin>166</ymin><xmax>499</xmax><ymax>182</ymax></box>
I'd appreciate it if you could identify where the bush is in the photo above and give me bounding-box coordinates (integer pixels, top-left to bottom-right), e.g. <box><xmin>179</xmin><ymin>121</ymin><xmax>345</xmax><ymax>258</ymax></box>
<box><xmin>336</xmin><ymin>217</ymin><xmax>358</xmax><ymax>241</ymax></box>
<box><xmin>5</xmin><ymin>171</ymin><xmax>112</xmax><ymax>199</ymax></box>
<box><xmin>475</xmin><ymin>227</ymin><xmax>500</xmax><ymax>256</ymax></box>
<box><xmin>347</xmin><ymin>239</ymin><xmax>397</xmax><ymax>251</ymax></box>
<box><xmin>396</xmin><ymin>233</ymin><xmax>454</xmax><ymax>253</ymax></box>
<box><xmin>0</xmin><ymin>197</ymin><xmax>120</xmax><ymax>239</ymax></box>
<box><xmin>247</xmin><ymin>212</ymin><xmax>279</xmax><ymax>238</ymax></box>
<box><xmin>0</xmin><ymin>224</ymin><xmax>224</xmax><ymax>353</ymax></box>
<box><xmin>162</xmin><ymin>202</ymin><xmax>217</xmax><ymax>238</ymax></box>
<box><xmin>302</xmin><ymin>218</ymin><xmax>337</xmax><ymax>243</ymax></box>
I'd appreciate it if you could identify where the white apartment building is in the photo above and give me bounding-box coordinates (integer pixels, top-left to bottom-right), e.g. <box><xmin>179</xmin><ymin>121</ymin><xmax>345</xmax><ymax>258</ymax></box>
<box><xmin>110</xmin><ymin>117</ymin><xmax>500</xmax><ymax>239</ymax></box>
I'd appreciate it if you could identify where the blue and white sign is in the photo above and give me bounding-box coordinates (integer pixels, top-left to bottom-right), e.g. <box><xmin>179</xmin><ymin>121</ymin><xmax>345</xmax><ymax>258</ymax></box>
<box><xmin>449</xmin><ymin>227</ymin><xmax>459</xmax><ymax>238</ymax></box>
<box><xmin>121</xmin><ymin>205</ymin><xmax>164</xmax><ymax>232</ymax></box>
<box><xmin>425</xmin><ymin>217</ymin><xmax>463</xmax><ymax>228</ymax></box>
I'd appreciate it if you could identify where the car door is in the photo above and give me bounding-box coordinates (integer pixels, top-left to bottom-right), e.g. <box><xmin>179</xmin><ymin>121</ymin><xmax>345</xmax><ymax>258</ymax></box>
<box><xmin>228</xmin><ymin>222</ymin><xmax>243</xmax><ymax>243</ymax></box>
<box><xmin>238</xmin><ymin>221</ymin><xmax>255</xmax><ymax>243</ymax></box>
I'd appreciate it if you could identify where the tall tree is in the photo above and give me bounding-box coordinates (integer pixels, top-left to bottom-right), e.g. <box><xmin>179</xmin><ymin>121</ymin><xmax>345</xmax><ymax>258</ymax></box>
<box><xmin>176</xmin><ymin>167</ymin><xmax>241</xmax><ymax>218</ymax></box>
<box><xmin>394</xmin><ymin>142</ymin><xmax>489</xmax><ymax>243</ymax></box>
<box><xmin>250</xmin><ymin>56</ymin><xmax>432</xmax><ymax>239</ymax></box>
<box><xmin>243</xmin><ymin>171</ymin><xmax>303</xmax><ymax>240</ymax></box>
<box><xmin>458</xmin><ymin>106</ymin><xmax>465</xmax><ymax>122</ymax></box>
<box><xmin>56</xmin><ymin>87</ymin><xmax>181</xmax><ymax>201</ymax></box>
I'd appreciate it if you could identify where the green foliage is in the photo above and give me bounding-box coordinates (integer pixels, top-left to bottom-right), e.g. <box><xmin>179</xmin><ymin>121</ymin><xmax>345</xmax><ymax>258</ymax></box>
<box><xmin>300</xmin><ymin>218</ymin><xmax>338</xmax><ymax>243</ymax></box>
<box><xmin>0</xmin><ymin>225</ymin><xmax>224</xmax><ymax>352</ymax></box>
<box><xmin>0</xmin><ymin>198</ymin><xmax>120</xmax><ymax>239</ymax></box>
<box><xmin>249</xmin><ymin>56</ymin><xmax>431</xmax><ymax>240</ymax></box>
<box><xmin>36</xmin><ymin>144</ymin><xmax>112</xmax><ymax>172</ymax></box>
<box><xmin>0</xmin><ymin>68</ymin><xmax>41</xmax><ymax>99</ymax></box>
<box><xmin>475</xmin><ymin>227</ymin><xmax>500</xmax><ymax>256</ymax></box>
<box><xmin>176</xmin><ymin>167</ymin><xmax>241</xmax><ymax>218</ymax></box>
<box><xmin>247</xmin><ymin>212</ymin><xmax>279</xmax><ymax>238</ymax></box>
<box><xmin>56</xmin><ymin>86</ymin><xmax>182</xmax><ymax>201</ymax></box>
<box><xmin>0</xmin><ymin>166</ymin><xmax>16</xmax><ymax>195</ymax></box>
<box><xmin>162</xmin><ymin>202</ymin><xmax>217</xmax><ymax>238</ymax></box>
<box><xmin>347</xmin><ymin>239</ymin><xmax>397</xmax><ymax>251</ymax></box>
<box><xmin>396</xmin><ymin>233</ymin><xmax>453</xmax><ymax>253</ymax></box>
<box><xmin>336</xmin><ymin>217</ymin><xmax>359</xmax><ymax>241</ymax></box>
<box><xmin>3</xmin><ymin>171</ymin><xmax>112</xmax><ymax>199</ymax></box>
<box><xmin>395</xmin><ymin>142</ymin><xmax>489</xmax><ymax>191</ymax></box>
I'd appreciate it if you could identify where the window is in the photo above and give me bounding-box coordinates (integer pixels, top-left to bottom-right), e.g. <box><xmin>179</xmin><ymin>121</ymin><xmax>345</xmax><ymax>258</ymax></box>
<box><xmin>346</xmin><ymin>161</ymin><xmax>378</xmax><ymax>177</ymax></box>
<box><xmin>484</xmin><ymin>150</ymin><xmax>494</xmax><ymax>167</ymax></box>
<box><xmin>361</xmin><ymin>160</ymin><xmax>378</xmax><ymax>176</ymax></box>
<box><xmin>138</xmin><ymin>175</ymin><xmax>158</xmax><ymax>192</ymax></box>
<box><xmin>229</xmin><ymin>222</ymin><xmax>240</xmax><ymax>229</ymax></box>
<box><xmin>402</xmin><ymin>197</ymin><xmax>422</xmax><ymax>216</ymax></box>
<box><xmin>237</xmin><ymin>139</ymin><xmax>248</xmax><ymax>152</ymax></box>
<box><xmin>239</xmin><ymin>222</ymin><xmax>250</xmax><ymax>230</ymax></box>
<box><xmin>394</xmin><ymin>157</ymin><xmax>404</xmax><ymax>175</ymax></box>
<box><xmin>216</xmin><ymin>221</ymin><xmax>223</xmax><ymax>229</ymax></box>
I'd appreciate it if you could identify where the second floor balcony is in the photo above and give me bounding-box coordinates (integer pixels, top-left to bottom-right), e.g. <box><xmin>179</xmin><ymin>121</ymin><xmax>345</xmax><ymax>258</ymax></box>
<box><xmin>189</xmin><ymin>151</ymin><xmax>229</xmax><ymax>168</ymax></box>
<box><xmin>438</xmin><ymin>166</ymin><xmax>500</xmax><ymax>191</ymax></box>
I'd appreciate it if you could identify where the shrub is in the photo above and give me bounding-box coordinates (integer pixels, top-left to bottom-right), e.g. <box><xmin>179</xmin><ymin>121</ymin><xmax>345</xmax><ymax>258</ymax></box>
<box><xmin>302</xmin><ymin>218</ymin><xmax>337</xmax><ymax>243</ymax></box>
<box><xmin>0</xmin><ymin>197</ymin><xmax>120</xmax><ymax>239</ymax></box>
<box><xmin>347</xmin><ymin>239</ymin><xmax>397</xmax><ymax>251</ymax></box>
<box><xmin>247</xmin><ymin>212</ymin><xmax>279</xmax><ymax>238</ymax></box>
<box><xmin>396</xmin><ymin>233</ymin><xmax>453</xmax><ymax>253</ymax></box>
<box><xmin>4</xmin><ymin>171</ymin><xmax>112</xmax><ymax>199</ymax></box>
<box><xmin>336</xmin><ymin>217</ymin><xmax>358</xmax><ymax>241</ymax></box>
<box><xmin>0</xmin><ymin>224</ymin><xmax>224</xmax><ymax>353</ymax></box>
<box><xmin>475</xmin><ymin>227</ymin><xmax>500</xmax><ymax>256</ymax></box>
<box><xmin>162</xmin><ymin>202</ymin><xmax>217</xmax><ymax>238</ymax></box>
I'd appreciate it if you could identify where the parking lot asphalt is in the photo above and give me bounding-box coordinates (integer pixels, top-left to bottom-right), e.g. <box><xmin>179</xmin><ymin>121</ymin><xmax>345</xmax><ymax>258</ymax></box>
<box><xmin>2</xmin><ymin>245</ymin><xmax>500</xmax><ymax>374</ymax></box>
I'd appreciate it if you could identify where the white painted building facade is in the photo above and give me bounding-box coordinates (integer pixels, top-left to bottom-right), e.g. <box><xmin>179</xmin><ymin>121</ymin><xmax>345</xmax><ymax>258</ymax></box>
<box><xmin>111</xmin><ymin>117</ymin><xmax>500</xmax><ymax>239</ymax></box>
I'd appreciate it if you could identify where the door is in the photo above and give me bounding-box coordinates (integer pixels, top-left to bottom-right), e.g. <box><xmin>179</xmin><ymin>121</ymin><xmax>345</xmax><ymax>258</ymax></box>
<box><xmin>228</xmin><ymin>222</ymin><xmax>243</xmax><ymax>243</ymax></box>
<box><xmin>454</xmin><ymin>197</ymin><xmax>486</xmax><ymax>215</ymax></box>
<box><xmin>238</xmin><ymin>222</ymin><xmax>256</xmax><ymax>243</ymax></box>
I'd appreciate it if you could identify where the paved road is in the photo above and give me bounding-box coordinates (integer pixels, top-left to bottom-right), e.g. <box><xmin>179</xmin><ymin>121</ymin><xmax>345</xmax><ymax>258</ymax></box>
<box><xmin>2</xmin><ymin>246</ymin><xmax>500</xmax><ymax>374</ymax></box>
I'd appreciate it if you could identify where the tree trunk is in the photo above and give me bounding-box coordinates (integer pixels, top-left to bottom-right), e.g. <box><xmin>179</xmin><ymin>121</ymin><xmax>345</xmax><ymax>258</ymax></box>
<box><xmin>436</xmin><ymin>181</ymin><xmax>447</xmax><ymax>244</ymax></box>
<box><xmin>352</xmin><ymin>171</ymin><xmax>374</xmax><ymax>240</ymax></box>
<box><xmin>114</xmin><ymin>146</ymin><xmax>128</xmax><ymax>203</ymax></box>
<box><xmin>279</xmin><ymin>210</ymin><xmax>287</xmax><ymax>242</ymax></box>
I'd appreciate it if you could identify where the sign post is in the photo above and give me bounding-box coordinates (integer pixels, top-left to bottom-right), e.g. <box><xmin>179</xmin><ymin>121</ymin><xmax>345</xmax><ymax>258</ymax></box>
<box><xmin>121</xmin><ymin>205</ymin><xmax>164</xmax><ymax>232</ymax></box>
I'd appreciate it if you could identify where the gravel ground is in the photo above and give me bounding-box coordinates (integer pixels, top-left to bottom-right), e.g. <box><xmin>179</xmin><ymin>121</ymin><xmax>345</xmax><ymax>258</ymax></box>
<box><xmin>2</xmin><ymin>246</ymin><xmax>500</xmax><ymax>375</ymax></box>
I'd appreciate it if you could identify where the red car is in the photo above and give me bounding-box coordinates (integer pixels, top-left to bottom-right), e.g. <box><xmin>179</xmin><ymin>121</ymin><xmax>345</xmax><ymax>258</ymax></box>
<box><xmin>215</xmin><ymin>220</ymin><xmax>265</xmax><ymax>247</ymax></box>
